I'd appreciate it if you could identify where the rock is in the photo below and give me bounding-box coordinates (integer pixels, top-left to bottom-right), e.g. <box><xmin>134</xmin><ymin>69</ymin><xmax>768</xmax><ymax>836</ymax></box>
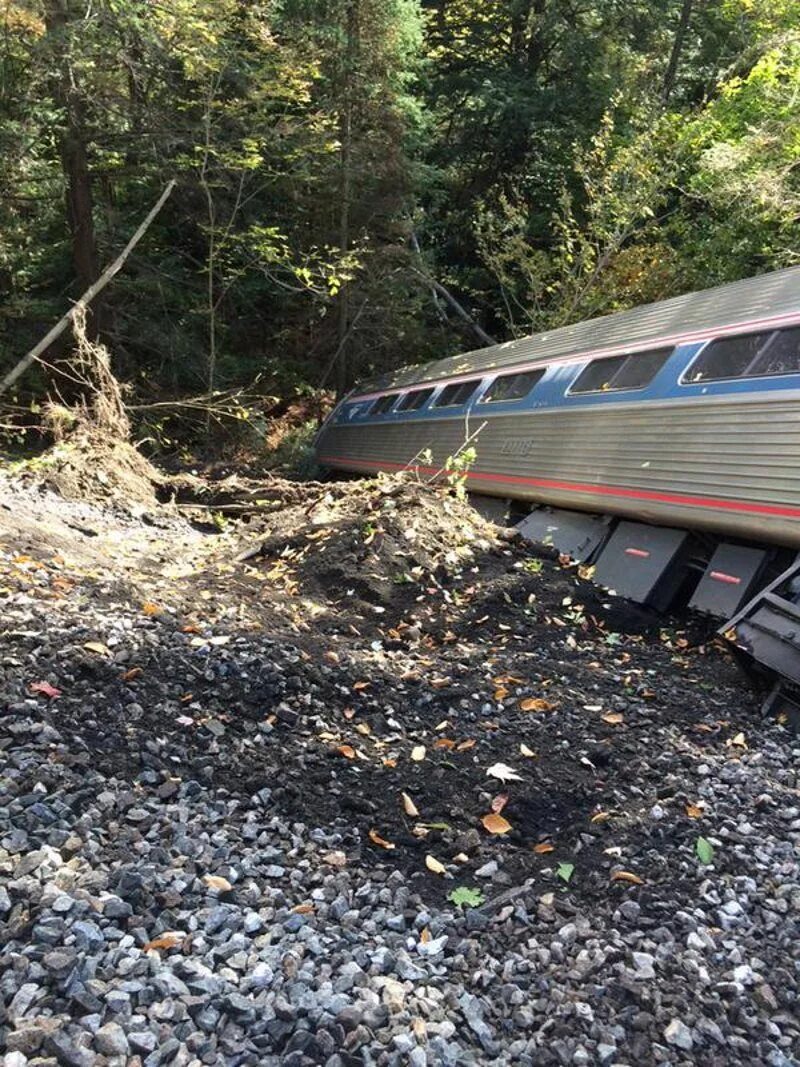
<box><xmin>94</xmin><ymin>1022</ymin><xmax>130</xmax><ymax>1057</ymax></box>
<box><xmin>382</xmin><ymin>978</ymin><xmax>406</xmax><ymax>1014</ymax></box>
<box><xmin>664</xmin><ymin>1019</ymin><xmax>694</xmax><ymax>1051</ymax></box>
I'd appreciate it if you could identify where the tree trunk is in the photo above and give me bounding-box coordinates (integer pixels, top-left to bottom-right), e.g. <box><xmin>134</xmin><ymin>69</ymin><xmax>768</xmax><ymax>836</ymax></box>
<box><xmin>45</xmin><ymin>2</ymin><xmax>100</xmax><ymax>332</ymax></box>
<box><xmin>335</xmin><ymin>0</ymin><xmax>358</xmax><ymax>399</ymax></box>
<box><xmin>662</xmin><ymin>0</ymin><xmax>693</xmax><ymax>106</ymax></box>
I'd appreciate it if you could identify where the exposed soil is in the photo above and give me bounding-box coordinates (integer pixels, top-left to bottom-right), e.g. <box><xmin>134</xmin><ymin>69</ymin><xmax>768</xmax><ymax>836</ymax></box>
<box><xmin>1</xmin><ymin>444</ymin><xmax>767</xmax><ymax>910</ymax></box>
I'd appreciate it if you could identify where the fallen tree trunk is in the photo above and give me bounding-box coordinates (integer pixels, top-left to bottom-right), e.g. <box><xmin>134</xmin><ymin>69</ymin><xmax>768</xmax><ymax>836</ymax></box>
<box><xmin>0</xmin><ymin>179</ymin><xmax>176</xmax><ymax>399</ymax></box>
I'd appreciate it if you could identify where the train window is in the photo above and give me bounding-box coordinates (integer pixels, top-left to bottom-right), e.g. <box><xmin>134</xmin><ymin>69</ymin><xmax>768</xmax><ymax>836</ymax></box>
<box><xmin>396</xmin><ymin>387</ymin><xmax>434</xmax><ymax>411</ymax></box>
<box><xmin>748</xmin><ymin>327</ymin><xmax>800</xmax><ymax>377</ymax></box>
<box><xmin>481</xmin><ymin>368</ymin><xmax>545</xmax><ymax>403</ymax></box>
<box><xmin>684</xmin><ymin>331</ymin><xmax>772</xmax><ymax>382</ymax></box>
<box><xmin>370</xmin><ymin>393</ymin><xmax>399</xmax><ymax>415</ymax></box>
<box><xmin>433</xmin><ymin>379</ymin><xmax>481</xmax><ymax>407</ymax></box>
<box><xmin>570</xmin><ymin>347</ymin><xmax>671</xmax><ymax>394</ymax></box>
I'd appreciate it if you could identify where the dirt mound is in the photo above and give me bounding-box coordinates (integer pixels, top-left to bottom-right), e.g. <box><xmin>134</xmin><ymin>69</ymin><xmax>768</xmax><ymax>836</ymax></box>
<box><xmin>236</xmin><ymin>473</ymin><xmax>500</xmax><ymax>626</ymax></box>
<box><xmin>26</xmin><ymin>432</ymin><xmax>162</xmax><ymax>512</ymax></box>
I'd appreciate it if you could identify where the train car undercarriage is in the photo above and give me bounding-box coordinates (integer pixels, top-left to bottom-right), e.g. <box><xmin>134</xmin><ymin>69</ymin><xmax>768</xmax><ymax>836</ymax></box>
<box><xmin>468</xmin><ymin>493</ymin><xmax>800</xmax><ymax>728</ymax></box>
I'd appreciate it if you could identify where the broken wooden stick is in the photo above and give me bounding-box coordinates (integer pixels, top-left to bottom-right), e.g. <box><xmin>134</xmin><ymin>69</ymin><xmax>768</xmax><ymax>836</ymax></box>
<box><xmin>0</xmin><ymin>179</ymin><xmax>176</xmax><ymax>398</ymax></box>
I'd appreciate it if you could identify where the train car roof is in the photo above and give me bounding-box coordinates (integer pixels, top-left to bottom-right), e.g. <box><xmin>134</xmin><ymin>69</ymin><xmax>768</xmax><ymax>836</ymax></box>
<box><xmin>354</xmin><ymin>264</ymin><xmax>800</xmax><ymax>397</ymax></box>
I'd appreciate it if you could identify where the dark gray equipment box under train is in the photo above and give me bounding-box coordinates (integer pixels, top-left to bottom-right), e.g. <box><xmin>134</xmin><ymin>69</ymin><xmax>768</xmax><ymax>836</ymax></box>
<box><xmin>593</xmin><ymin>521</ymin><xmax>694</xmax><ymax>612</ymax></box>
<box><xmin>515</xmin><ymin>507</ymin><xmax>612</xmax><ymax>561</ymax></box>
<box><xmin>689</xmin><ymin>543</ymin><xmax>769</xmax><ymax>618</ymax></box>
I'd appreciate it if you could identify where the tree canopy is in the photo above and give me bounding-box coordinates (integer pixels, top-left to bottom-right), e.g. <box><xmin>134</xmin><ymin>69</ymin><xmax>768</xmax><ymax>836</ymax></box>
<box><xmin>1</xmin><ymin>0</ymin><xmax>798</xmax><ymax>434</ymax></box>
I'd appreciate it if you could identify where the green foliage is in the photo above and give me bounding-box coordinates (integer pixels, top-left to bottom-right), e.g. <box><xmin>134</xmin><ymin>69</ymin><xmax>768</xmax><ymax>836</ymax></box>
<box><xmin>444</xmin><ymin>445</ymin><xmax>477</xmax><ymax>499</ymax></box>
<box><xmin>1</xmin><ymin>0</ymin><xmax>798</xmax><ymax>435</ymax></box>
<box><xmin>695</xmin><ymin>836</ymin><xmax>715</xmax><ymax>865</ymax></box>
<box><xmin>447</xmin><ymin>886</ymin><xmax>485</xmax><ymax>909</ymax></box>
<box><xmin>556</xmin><ymin>862</ymin><xmax>575</xmax><ymax>883</ymax></box>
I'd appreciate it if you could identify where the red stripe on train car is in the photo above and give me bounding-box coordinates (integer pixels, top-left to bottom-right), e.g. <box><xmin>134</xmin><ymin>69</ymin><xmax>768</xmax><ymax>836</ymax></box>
<box><xmin>625</xmin><ymin>548</ymin><xmax>651</xmax><ymax>558</ymax></box>
<box><xmin>318</xmin><ymin>455</ymin><xmax>800</xmax><ymax>521</ymax></box>
<box><xmin>710</xmin><ymin>571</ymin><xmax>742</xmax><ymax>585</ymax></box>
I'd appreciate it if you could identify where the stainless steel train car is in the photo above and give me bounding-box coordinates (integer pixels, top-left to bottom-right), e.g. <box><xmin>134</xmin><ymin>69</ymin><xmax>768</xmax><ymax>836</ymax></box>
<box><xmin>315</xmin><ymin>266</ymin><xmax>800</xmax><ymax>701</ymax></box>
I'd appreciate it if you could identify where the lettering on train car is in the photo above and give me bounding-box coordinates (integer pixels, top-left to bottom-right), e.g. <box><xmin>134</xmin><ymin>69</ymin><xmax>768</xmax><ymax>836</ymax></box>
<box><xmin>501</xmin><ymin>438</ymin><xmax>536</xmax><ymax>456</ymax></box>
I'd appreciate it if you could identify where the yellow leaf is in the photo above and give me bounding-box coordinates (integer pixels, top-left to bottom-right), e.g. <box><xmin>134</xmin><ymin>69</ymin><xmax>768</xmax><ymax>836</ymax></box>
<box><xmin>686</xmin><ymin>804</ymin><xmax>703</xmax><ymax>818</ymax></box>
<box><xmin>83</xmin><ymin>641</ymin><xmax>110</xmax><ymax>656</ymax></box>
<box><xmin>337</xmin><ymin>744</ymin><xmax>356</xmax><ymax>759</ymax></box>
<box><xmin>601</xmin><ymin>711</ymin><xmax>624</xmax><ymax>725</ymax></box>
<box><xmin>590</xmin><ymin>811</ymin><xmax>611</xmax><ymax>823</ymax></box>
<box><xmin>519</xmin><ymin>697</ymin><xmax>555</xmax><ymax>712</ymax></box>
<box><xmin>611</xmin><ymin>870</ymin><xmax>644</xmax><ymax>885</ymax></box>
<box><xmin>456</xmin><ymin>739</ymin><xmax>476</xmax><ymax>751</ymax></box>
<box><xmin>368</xmin><ymin>829</ymin><xmax>395</xmax><ymax>850</ymax></box>
<box><xmin>142</xmin><ymin>602</ymin><xmax>161</xmax><ymax>616</ymax></box>
<box><xmin>401</xmin><ymin>792</ymin><xmax>419</xmax><ymax>818</ymax></box>
<box><xmin>425</xmin><ymin>854</ymin><xmax>446</xmax><ymax>875</ymax></box>
<box><xmin>533</xmin><ymin>842</ymin><xmax>554</xmax><ymax>854</ymax></box>
<box><xmin>203</xmin><ymin>874</ymin><xmax>233</xmax><ymax>892</ymax></box>
<box><xmin>355</xmin><ymin>722</ymin><xmax>371</xmax><ymax>736</ymax></box>
<box><xmin>411</xmin><ymin>745</ymin><xmax>426</xmax><ymax>762</ymax></box>
<box><xmin>420</xmin><ymin>926</ymin><xmax>431</xmax><ymax>943</ymax></box>
<box><xmin>482</xmin><ymin>812</ymin><xmax>512</xmax><ymax>835</ymax></box>
<box><xmin>728</xmin><ymin>731</ymin><xmax>747</xmax><ymax>748</ymax></box>
<box><xmin>494</xmin><ymin>687</ymin><xmax>509</xmax><ymax>701</ymax></box>
<box><xmin>520</xmin><ymin>743</ymin><xmax>536</xmax><ymax>758</ymax></box>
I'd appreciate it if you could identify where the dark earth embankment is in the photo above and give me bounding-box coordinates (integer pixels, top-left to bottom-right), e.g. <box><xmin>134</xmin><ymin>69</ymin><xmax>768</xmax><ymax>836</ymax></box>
<box><xmin>1</xmin><ymin>446</ymin><xmax>798</xmax><ymax>1066</ymax></box>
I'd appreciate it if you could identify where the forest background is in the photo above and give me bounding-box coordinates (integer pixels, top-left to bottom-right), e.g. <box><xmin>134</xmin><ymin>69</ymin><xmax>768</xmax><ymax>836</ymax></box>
<box><xmin>1</xmin><ymin>0</ymin><xmax>799</xmax><ymax>453</ymax></box>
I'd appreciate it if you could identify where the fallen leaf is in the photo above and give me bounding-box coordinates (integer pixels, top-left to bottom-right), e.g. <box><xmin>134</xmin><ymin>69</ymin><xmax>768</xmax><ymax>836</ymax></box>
<box><xmin>30</xmin><ymin>681</ymin><xmax>61</xmax><ymax>699</ymax></box>
<box><xmin>411</xmin><ymin>745</ymin><xmax>426</xmax><ymax>762</ymax></box>
<box><xmin>556</xmin><ymin>862</ymin><xmax>574</xmax><ymax>883</ymax></box>
<box><xmin>292</xmin><ymin>903</ymin><xmax>315</xmax><ymax>914</ymax></box>
<box><xmin>420</xmin><ymin>926</ymin><xmax>431</xmax><ymax>943</ymax></box>
<box><xmin>727</xmin><ymin>731</ymin><xmax>747</xmax><ymax>748</ymax></box>
<box><xmin>696</xmin><ymin>836</ymin><xmax>715</xmax><ymax>864</ymax></box>
<box><xmin>142</xmin><ymin>601</ymin><xmax>161</xmax><ymax>616</ymax></box>
<box><xmin>202</xmin><ymin>874</ymin><xmax>233</xmax><ymax>892</ymax></box>
<box><xmin>611</xmin><ymin>870</ymin><xmax>644</xmax><ymax>885</ymax></box>
<box><xmin>494</xmin><ymin>687</ymin><xmax>509</xmax><ymax>701</ymax></box>
<box><xmin>355</xmin><ymin>722</ymin><xmax>371</xmax><ymax>736</ymax></box>
<box><xmin>590</xmin><ymin>811</ymin><xmax>611</xmax><ymax>823</ymax></box>
<box><xmin>486</xmin><ymin>762</ymin><xmax>523</xmax><ymax>783</ymax></box>
<box><xmin>430</xmin><ymin>676</ymin><xmax>451</xmax><ymax>689</ymax></box>
<box><xmin>353</xmin><ymin>680</ymin><xmax>370</xmax><ymax>691</ymax></box>
<box><xmin>533</xmin><ymin>842</ymin><xmax>555</xmax><ymax>854</ymax></box>
<box><xmin>448</xmin><ymin>885</ymin><xmax>484</xmax><ymax>908</ymax></box>
<box><xmin>601</xmin><ymin>711</ymin><xmax>624</xmax><ymax>725</ymax></box>
<box><xmin>144</xmin><ymin>932</ymin><xmax>184</xmax><ymax>952</ymax></box>
<box><xmin>121</xmin><ymin>667</ymin><xmax>142</xmax><ymax>682</ymax></box>
<box><xmin>425</xmin><ymin>854</ymin><xmax>446</xmax><ymax>875</ymax></box>
<box><xmin>434</xmin><ymin>738</ymin><xmax>455</xmax><ymax>749</ymax></box>
<box><xmin>83</xmin><ymin>641</ymin><xmax>110</xmax><ymax>656</ymax></box>
<box><xmin>686</xmin><ymin>804</ymin><xmax>703</xmax><ymax>818</ymax></box>
<box><xmin>519</xmin><ymin>697</ymin><xmax>555</xmax><ymax>712</ymax></box>
<box><xmin>482</xmin><ymin>812</ymin><xmax>512</xmax><ymax>835</ymax></box>
<box><xmin>401</xmin><ymin>792</ymin><xmax>419</xmax><ymax>818</ymax></box>
<box><xmin>368</xmin><ymin>829</ymin><xmax>396</xmax><ymax>850</ymax></box>
<box><xmin>323</xmin><ymin>650</ymin><xmax>340</xmax><ymax>665</ymax></box>
<box><xmin>519</xmin><ymin>743</ymin><xmax>536</xmax><ymax>758</ymax></box>
<box><xmin>456</xmin><ymin>739</ymin><xmax>476</xmax><ymax>751</ymax></box>
<box><xmin>337</xmin><ymin>744</ymin><xmax>356</xmax><ymax>759</ymax></box>
<box><xmin>490</xmin><ymin>793</ymin><xmax>508</xmax><ymax>813</ymax></box>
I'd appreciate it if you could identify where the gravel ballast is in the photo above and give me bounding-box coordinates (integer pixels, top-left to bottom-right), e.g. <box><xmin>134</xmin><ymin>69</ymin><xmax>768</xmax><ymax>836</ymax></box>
<box><xmin>1</xmin><ymin>468</ymin><xmax>799</xmax><ymax>1066</ymax></box>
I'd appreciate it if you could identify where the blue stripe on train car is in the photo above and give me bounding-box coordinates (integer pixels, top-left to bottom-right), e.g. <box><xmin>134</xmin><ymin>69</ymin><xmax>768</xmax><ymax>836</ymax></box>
<box><xmin>335</xmin><ymin>339</ymin><xmax>800</xmax><ymax>428</ymax></box>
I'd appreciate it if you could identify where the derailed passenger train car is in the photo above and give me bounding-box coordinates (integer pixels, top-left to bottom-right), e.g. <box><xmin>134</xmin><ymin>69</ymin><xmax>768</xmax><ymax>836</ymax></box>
<box><xmin>316</xmin><ymin>266</ymin><xmax>800</xmax><ymax>708</ymax></box>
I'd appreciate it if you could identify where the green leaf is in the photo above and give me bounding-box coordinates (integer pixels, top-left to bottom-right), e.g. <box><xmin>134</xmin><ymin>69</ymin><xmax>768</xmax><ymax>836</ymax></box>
<box><xmin>556</xmin><ymin>862</ymin><xmax>574</xmax><ymax>883</ymax></box>
<box><xmin>447</xmin><ymin>886</ymin><xmax>485</xmax><ymax>909</ymax></box>
<box><xmin>695</xmin><ymin>836</ymin><xmax>715</xmax><ymax>865</ymax></box>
